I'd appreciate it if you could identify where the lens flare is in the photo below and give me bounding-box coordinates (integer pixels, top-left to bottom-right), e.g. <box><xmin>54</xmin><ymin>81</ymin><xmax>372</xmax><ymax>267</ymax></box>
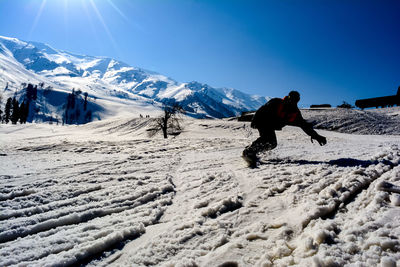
<box><xmin>107</xmin><ymin>0</ymin><xmax>144</xmax><ymax>33</ymax></box>
<box><xmin>29</xmin><ymin>0</ymin><xmax>48</xmax><ymax>39</ymax></box>
<box><xmin>63</xmin><ymin>0</ymin><xmax>69</xmax><ymax>45</ymax></box>
<box><xmin>28</xmin><ymin>0</ymin><xmax>127</xmax><ymax>58</ymax></box>
<box><xmin>82</xmin><ymin>1</ymin><xmax>101</xmax><ymax>44</ymax></box>
<box><xmin>88</xmin><ymin>0</ymin><xmax>121</xmax><ymax>57</ymax></box>
<box><xmin>107</xmin><ymin>0</ymin><xmax>130</xmax><ymax>23</ymax></box>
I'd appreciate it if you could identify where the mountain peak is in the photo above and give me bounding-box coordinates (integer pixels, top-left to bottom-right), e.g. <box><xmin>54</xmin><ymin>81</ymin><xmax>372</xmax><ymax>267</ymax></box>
<box><xmin>0</xmin><ymin>35</ymin><xmax>268</xmax><ymax>121</ymax></box>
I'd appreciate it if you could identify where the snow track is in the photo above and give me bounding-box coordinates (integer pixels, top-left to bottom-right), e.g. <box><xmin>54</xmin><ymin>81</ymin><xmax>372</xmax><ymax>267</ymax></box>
<box><xmin>0</xmin><ymin>138</ymin><xmax>182</xmax><ymax>266</ymax></box>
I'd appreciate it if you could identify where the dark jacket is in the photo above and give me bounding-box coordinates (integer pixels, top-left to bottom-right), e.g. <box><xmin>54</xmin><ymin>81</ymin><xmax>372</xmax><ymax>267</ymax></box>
<box><xmin>251</xmin><ymin>98</ymin><xmax>318</xmax><ymax>138</ymax></box>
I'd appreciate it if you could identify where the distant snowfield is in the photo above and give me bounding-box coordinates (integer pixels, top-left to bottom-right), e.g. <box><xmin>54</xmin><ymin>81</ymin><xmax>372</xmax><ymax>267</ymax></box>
<box><xmin>1</xmin><ymin>109</ymin><xmax>400</xmax><ymax>266</ymax></box>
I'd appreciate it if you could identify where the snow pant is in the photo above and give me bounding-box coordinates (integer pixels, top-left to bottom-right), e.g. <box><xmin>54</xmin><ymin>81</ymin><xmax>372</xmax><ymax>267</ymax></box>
<box><xmin>243</xmin><ymin>127</ymin><xmax>277</xmax><ymax>157</ymax></box>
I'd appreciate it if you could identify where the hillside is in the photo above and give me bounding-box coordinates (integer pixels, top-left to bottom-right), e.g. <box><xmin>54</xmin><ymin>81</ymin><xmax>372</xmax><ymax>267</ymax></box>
<box><xmin>302</xmin><ymin>107</ymin><xmax>400</xmax><ymax>135</ymax></box>
<box><xmin>0</xmin><ymin>36</ymin><xmax>268</xmax><ymax>121</ymax></box>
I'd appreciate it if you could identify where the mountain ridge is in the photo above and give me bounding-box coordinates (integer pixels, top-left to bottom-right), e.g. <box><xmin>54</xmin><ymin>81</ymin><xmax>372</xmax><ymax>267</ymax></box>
<box><xmin>0</xmin><ymin>35</ymin><xmax>268</xmax><ymax>121</ymax></box>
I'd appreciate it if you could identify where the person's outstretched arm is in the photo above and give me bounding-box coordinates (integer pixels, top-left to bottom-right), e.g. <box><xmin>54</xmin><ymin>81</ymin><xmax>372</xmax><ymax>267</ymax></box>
<box><xmin>291</xmin><ymin>112</ymin><xmax>327</xmax><ymax>146</ymax></box>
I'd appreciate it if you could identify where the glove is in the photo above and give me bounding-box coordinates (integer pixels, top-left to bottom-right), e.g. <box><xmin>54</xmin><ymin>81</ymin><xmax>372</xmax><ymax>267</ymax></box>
<box><xmin>311</xmin><ymin>135</ymin><xmax>327</xmax><ymax>146</ymax></box>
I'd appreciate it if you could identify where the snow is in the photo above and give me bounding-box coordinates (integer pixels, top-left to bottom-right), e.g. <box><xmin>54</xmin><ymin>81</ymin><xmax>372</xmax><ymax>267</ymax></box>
<box><xmin>157</xmin><ymin>83</ymin><xmax>193</xmax><ymax>102</ymax></box>
<box><xmin>302</xmin><ymin>107</ymin><xmax>400</xmax><ymax>135</ymax></box>
<box><xmin>1</xmin><ymin>107</ymin><xmax>400</xmax><ymax>266</ymax></box>
<box><xmin>0</xmin><ymin>43</ymin><xmax>52</xmax><ymax>90</ymax></box>
<box><xmin>0</xmin><ymin>35</ymin><xmax>268</xmax><ymax>120</ymax></box>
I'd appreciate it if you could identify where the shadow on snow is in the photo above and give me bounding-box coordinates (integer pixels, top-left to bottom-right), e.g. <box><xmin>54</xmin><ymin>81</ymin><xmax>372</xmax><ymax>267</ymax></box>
<box><xmin>260</xmin><ymin>157</ymin><xmax>393</xmax><ymax>168</ymax></box>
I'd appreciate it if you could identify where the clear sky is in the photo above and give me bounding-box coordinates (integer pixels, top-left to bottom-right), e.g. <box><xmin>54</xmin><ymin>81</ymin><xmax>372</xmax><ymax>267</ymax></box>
<box><xmin>0</xmin><ymin>0</ymin><xmax>399</xmax><ymax>107</ymax></box>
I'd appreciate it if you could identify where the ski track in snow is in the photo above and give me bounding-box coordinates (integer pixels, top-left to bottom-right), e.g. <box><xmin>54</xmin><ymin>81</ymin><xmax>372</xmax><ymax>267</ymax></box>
<box><xmin>1</xmin><ymin>118</ymin><xmax>400</xmax><ymax>266</ymax></box>
<box><xmin>0</xmin><ymin>137</ymin><xmax>182</xmax><ymax>266</ymax></box>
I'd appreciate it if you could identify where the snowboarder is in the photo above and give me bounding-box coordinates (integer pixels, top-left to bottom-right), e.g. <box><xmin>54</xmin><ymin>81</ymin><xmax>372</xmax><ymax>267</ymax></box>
<box><xmin>243</xmin><ymin>91</ymin><xmax>327</xmax><ymax>167</ymax></box>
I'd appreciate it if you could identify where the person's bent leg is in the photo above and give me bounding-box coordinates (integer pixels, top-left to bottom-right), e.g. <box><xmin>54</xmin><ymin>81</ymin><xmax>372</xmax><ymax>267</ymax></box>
<box><xmin>257</xmin><ymin>128</ymin><xmax>277</xmax><ymax>153</ymax></box>
<box><xmin>252</xmin><ymin>128</ymin><xmax>277</xmax><ymax>153</ymax></box>
<box><xmin>243</xmin><ymin>128</ymin><xmax>276</xmax><ymax>158</ymax></box>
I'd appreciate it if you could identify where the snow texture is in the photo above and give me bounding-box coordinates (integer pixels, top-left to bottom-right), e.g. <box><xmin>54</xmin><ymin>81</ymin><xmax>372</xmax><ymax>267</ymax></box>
<box><xmin>302</xmin><ymin>107</ymin><xmax>400</xmax><ymax>135</ymax></box>
<box><xmin>1</xmin><ymin>107</ymin><xmax>400</xmax><ymax>266</ymax></box>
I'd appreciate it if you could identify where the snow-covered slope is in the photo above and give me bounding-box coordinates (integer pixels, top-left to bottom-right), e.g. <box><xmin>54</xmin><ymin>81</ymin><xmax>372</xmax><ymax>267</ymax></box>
<box><xmin>0</xmin><ymin>36</ymin><xmax>268</xmax><ymax>119</ymax></box>
<box><xmin>1</xmin><ymin>108</ymin><xmax>400</xmax><ymax>266</ymax></box>
<box><xmin>0</xmin><ymin>40</ymin><xmax>53</xmax><ymax>90</ymax></box>
<box><xmin>302</xmin><ymin>107</ymin><xmax>400</xmax><ymax>135</ymax></box>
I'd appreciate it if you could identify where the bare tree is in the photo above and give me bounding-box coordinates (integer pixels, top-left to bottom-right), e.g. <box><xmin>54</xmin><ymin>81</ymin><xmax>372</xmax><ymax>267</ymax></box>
<box><xmin>148</xmin><ymin>104</ymin><xmax>184</xmax><ymax>138</ymax></box>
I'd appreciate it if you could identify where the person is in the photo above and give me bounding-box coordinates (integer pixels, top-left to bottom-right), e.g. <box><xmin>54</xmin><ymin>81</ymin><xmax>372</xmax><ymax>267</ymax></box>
<box><xmin>242</xmin><ymin>91</ymin><xmax>327</xmax><ymax>167</ymax></box>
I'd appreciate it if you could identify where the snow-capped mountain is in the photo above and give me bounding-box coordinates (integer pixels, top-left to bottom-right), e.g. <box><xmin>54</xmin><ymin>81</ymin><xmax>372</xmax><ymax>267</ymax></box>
<box><xmin>0</xmin><ymin>36</ymin><xmax>268</xmax><ymax>120</ymax></box>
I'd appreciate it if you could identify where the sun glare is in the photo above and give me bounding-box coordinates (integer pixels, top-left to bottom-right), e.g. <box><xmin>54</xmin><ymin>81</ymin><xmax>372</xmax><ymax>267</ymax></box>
<box><xmin>28</xmin><ymin>0</ymin><xmax>132</xmax><ymax>57</ymax></box>
<box><xmin>106</xmin><ymin>0</ymin><xmax>130</xmax><ymax>23</ymax></box>
<box><xmin>88</xmin><ymin>0</ymin><xmax>120</xmax><ymax>53</ymax></box>
<box><xmin>29</xmin><ymin>0</ymin><xmax>47</xmax><ymax>39</ymax></box>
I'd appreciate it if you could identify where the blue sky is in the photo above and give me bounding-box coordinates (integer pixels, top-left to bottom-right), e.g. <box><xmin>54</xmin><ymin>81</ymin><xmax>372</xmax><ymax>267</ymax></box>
<box><xmin>0</xmin><ymin>0</ymin><xmax>399</xmax><ymax>107</ymax></box>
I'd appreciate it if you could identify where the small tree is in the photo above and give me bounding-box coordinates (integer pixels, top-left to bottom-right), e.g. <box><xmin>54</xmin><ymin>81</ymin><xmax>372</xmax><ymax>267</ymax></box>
<box><xmin>19</xmin><ymin>101</ymin><xmax>29</xmax><ymax>124</ymax></box>
<box><xmin>11</xmin><ymin>97</ymin><xmax>20</xmax><ymax>124</ymax></box>
<box><xmin>33</xmin><ymin>85</ymin><xmax>38</xmax><ymax>100</ymax></box>
<box><xmin>83</xmin><ymin>92</ymin><xmax>88</xmax><ymax>111</ymax></box>
<box><xmin>64</xmin><ymin>90</ymin><xmax>76</xmax><ymax>124</ymax></box>
<box><xmin>85</xmin><ymin>110</ymin><xmax>92</xmax><ymax>123</ymax></box>
<box><xmin>148</xmin><ymin>104</ymin><xmax>184</xmax><ymax>138</ymax></box>
<box><xmin>4</xmin><ymin>97</ymin><xmax>12</xmax><ymax>124</ymax></box>
<box><xmin>26</xmin><ymin>84</ymin><xmax>35</xmax><ymax>101</ymax></box>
